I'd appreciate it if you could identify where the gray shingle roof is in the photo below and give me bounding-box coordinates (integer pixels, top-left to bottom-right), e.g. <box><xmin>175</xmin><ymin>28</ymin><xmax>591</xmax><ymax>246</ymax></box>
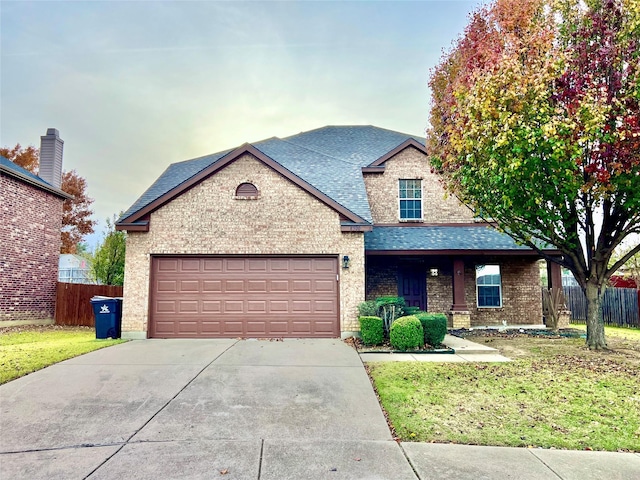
<box><xmin>365</xmin><ymin>226</ymin><xmax>538</xmax><ymax>251</ymax></box>
<box><xmin>120</xmin><ymin>125</ymin><xmax>422</xmax><ymax>223</ymax></box>
<box><xmin>0</xmin><ymin>156</ymin><xmax>68</xmax><ymax>198</ymax></box>
<box><xmin>120</xmin><ymin>149</ymin><xmax>232</xmax><ymax>220</ymax></box>
<box><xmin>284</xmin><ymin>125</ymin><xmax>424</xmax><ymax>167</ymax></box>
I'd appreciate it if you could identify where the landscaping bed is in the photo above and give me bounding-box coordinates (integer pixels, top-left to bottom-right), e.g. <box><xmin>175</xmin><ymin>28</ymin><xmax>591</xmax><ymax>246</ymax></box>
<box><xmin>346</xmin><ymin>336</ymin><xmax>454</xmax><ymax>354</ymax></box>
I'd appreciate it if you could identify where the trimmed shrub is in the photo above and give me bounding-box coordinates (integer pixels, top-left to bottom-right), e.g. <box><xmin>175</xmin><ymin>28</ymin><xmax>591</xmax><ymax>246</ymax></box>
<box><xmin>357</xmin><ymin>300</ymin><xmax>378</xmax><ymax>317</ymax></box>
<box><xmin>416</xmin><ymin>313</ymin><xmax>448</xmax><ymax>346</ymax></box>
<box><xmin>389</xmin><ymin>315</ymin><xmax>423</xmax><ymax>351</ymax></box>
<box><xmin>359</xmin><ymin>316</ymin><xmax>384</xmax><ymax>345</ymax></box>
<box><xmin>404</xmin><ymin>306</ymin><xmax>422</xmax><ymax>316</ymax></box>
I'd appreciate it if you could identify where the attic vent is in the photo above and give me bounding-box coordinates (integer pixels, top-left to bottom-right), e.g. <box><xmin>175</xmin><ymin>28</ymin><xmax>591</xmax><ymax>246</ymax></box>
<box><xmin>235</xmin><ymin>182</ymin><xmax>259</xmax><ymax>198</ymax></box>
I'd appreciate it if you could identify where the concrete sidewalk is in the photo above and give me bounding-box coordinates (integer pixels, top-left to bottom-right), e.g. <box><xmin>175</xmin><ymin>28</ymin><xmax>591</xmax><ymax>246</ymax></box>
<box><xmin>359</xmin><ymin>334</ymin><xmax>512</xmax><ymax>362</ymax></box>
<box><xmin>1</xmin><ymin>338</ymin><xmax>638</xmax><ymax>479</ymax></box>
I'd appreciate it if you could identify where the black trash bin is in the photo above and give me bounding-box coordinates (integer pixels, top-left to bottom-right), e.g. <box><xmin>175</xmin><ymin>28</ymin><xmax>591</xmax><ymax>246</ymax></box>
<box><xmin>90</xmin><ymin>296</ymin><xmax>122</xmax><ymax>339</ymax></box>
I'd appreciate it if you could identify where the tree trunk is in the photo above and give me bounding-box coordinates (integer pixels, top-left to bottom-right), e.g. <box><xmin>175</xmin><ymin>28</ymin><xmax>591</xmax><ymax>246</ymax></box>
<box><xmin>584</xmin><ymin>281</ymin><xmax>607</xmax><ymax>349</ymax></box>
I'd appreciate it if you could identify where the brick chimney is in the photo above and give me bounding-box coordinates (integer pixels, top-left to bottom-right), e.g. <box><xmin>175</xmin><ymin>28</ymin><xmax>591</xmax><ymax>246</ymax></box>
<box><xmin>39</xmin><ymin>128</ymin><xmax>64</xmax><ymax>188</ymax></box>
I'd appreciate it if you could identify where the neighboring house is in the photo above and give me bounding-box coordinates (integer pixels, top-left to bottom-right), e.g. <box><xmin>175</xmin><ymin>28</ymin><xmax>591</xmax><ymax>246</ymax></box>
<box><xmin>116</xmin><ymin>125</ymin><xmax>561</xmax><ymax>339</ymax></box>
<box><xmin>58</xmin><ymin>254</ymin><xmax>94</xmax><ymax>284</ymax></box>
<box><xmin>0</xmin><ymin>129</ymin><xmax>70</xmax><ymax>324</ymax></box>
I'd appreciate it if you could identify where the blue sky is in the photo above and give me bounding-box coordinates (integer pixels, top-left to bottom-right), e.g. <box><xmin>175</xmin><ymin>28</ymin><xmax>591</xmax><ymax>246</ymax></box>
<box><xmin>1</xmin><ymin>0</ymin><xmax>482</xmax><ymax>248</ymax></box>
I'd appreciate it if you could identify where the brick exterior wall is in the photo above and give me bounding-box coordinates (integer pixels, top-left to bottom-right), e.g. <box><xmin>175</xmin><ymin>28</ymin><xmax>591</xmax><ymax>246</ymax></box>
<box><xmin>363</xmin><ymin>146</ymin><xmax>475</xmax><ymax>224</ymax></box>
<box><xmin>122</xmin><ymin>154</ymin><xmax>364</xmax><ymax>337</ymax></box>
<box><xmin>365</xmin><ymin>256</ymin><xmax>543</xmax><ymax>325</ymax></box>
<box><xmin>0</xmin><ymin>174</ymin><xmax>63</xmax><ymax>322</ymax></box>
<box><xmin>463</xmin><ymin>256</ymin><xmax>543</xmax><ymax>326</ymax></box>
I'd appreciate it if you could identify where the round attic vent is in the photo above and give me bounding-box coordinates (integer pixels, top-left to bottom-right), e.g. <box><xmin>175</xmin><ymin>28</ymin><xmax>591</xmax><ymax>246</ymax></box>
<box><xmin>235</xmin><ymin>182</ymin><xmax>258</xmax><ymax>197</ymax></box>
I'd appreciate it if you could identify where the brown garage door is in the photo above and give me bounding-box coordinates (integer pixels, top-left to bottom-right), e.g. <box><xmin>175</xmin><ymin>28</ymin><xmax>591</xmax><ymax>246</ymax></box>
<box><xmin>149</xmin><ymin>256</ymin><xmax>339</xmax><ymax>338</ymax></box>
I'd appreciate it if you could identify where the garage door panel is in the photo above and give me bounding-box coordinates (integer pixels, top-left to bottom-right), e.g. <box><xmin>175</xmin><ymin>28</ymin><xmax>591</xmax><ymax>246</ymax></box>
<box><xmin>156</xmin><ymin>301</ymin><xmax>176</xmax><ymax>313</ymax></box>
<box><xmin>315</xmin><ymin>300</ymin><xmax>336</xmax><ymax>313</ymax></box>
<box><xmin>180</xmin><ymin>260</ymin><xmax>201</xmax><ymax>272</ymax></box>
<box><xmin>292</xmin><ymin>280</ymin><xmax>312</xmax><ymax>292</ymax></box>
<box><xmin>247</xmin><ymin>280</ymin><xmax>267</xmax><ymax>292</ymax></box>
<box><xmin>157</xmin><ymin>259</ymin><xmax>179</xmax><ymax>272</ymax></box>
<box><xmin>269</xmin><ymin>300</ymin><xmax>289</xmax><ymax>313</ymax></box>
<box><xmin>178</xmin><ymin>300</ymin><xmax>199</xmax><ymax>313</ymax></box>
<box><xmin>180</xmin><ymin>280</ymin><xmax>199</xmax><ymax>292</ymax></box>
<box><xmin>203</xmin><ymin>280</ymin><xmax>222</xmax><ymax>292</ymax></box>
<box><xmin>314</xmin><ymin>258</ymin><xmax>337</xmax><ymax>272</ymax></box>
<box><xmin>203</xmin><ymin>259</ymin><xmax>223</xmax><ymax>272</ymax></box>
<box><xmin>150</xmin><ymin>256</ymin><xmax>339</xmax><ymax>338</ymax></box>
<box><xmin>157</xmin><ymin>280</ymin><xmax>178</xmax><ymax>293</ymax></box>
<box><xmin>292</xmin><ymin>300</ymin><xmax>312</xmax><ymax>313</ymax></box>
<box><xmin>314</xmin><ymin>280</ymin><xmax>335</xmax><ymax>293</ymax></box>
<box><xmin>270</xmin><ymin>280</ymin><xmax>289</xmax><ymax>292</ymax></box>
<box><xmin>247</xmin><ymin>300</ymin><xmax>267</xmax><ymax>313</ymax></box>
<box><xmin>226</xmin><ymin>259</ymin><xmax>245</xmax><ymax>272</ymax></box>
<box><xmin>224</xmin><ymin>300</ymin><xmax>243</xmax><ymax>312</ymax></box>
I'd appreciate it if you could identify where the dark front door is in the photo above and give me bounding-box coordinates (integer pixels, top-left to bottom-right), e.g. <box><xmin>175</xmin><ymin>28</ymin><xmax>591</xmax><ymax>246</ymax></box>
<box><xmin>398</xmin><ymin>266</ymin><xmax>426</xmax><ymax>311</ymax></box>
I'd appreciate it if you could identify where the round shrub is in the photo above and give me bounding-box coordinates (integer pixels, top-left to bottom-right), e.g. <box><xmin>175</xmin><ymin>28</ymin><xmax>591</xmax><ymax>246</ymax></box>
<box><xmin>389</xmin><ymin>315</ymin><xmax>423</xmax><ymax>351</ymax></box>
<box><xmin>416</xmin><ymin>313</ymin><xmax>448</xmax><ymax>346</ymax></box>
<box><xmin>359</xmin><ymin>316</ymin><xmax>384</xmax><ymax>346</ymax></box>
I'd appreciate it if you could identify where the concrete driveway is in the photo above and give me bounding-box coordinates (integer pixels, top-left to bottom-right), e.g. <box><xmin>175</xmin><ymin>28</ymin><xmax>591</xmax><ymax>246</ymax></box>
<box><xmin>0</xmin><ymin>339</ymin><xmax>416</xmax><ymax>479</ymax></box>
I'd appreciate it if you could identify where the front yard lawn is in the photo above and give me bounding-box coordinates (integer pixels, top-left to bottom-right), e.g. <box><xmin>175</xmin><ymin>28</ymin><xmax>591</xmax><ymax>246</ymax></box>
<box><xmin>368</xmin><ymin>326</ymin><xmax>640</xmax><ymax>452</ymax></box>
<box><xmin>0</xmin><ymin>325</ymin><xmax>125</xmax><ymax>384</ymax></box>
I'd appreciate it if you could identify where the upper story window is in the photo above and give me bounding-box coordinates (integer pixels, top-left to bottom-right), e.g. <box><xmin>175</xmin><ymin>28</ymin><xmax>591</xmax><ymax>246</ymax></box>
<box><xmin>235</xmin><ymin>182</ymin><xmax>259</xmax><ymax>199</ymax></box>
<box><xmin>399</xmin><ymin>179</ymin><xmax>422</xmax><ymax>220</ymax></box>
<box><xmin>476</xmin><ymin>264</ymin><xmax>502</xmax><ymax>308</ymax></box>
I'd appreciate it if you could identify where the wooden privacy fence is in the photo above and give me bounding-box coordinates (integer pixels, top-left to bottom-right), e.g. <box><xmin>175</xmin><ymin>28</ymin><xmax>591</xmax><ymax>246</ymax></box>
<box><xmin>563</xmin><ymin>286</ymin><xmax>640</xmax><ymax>328</ymax></box>
<box><xmin>55</xmin><ymin>282</ymin><xmax>123</xmax><ymax>327</ymax></box>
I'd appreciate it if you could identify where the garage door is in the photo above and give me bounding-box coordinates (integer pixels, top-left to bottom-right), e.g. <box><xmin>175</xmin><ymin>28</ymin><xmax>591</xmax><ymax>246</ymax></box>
<box><xmin>149</xmin><ymin>256</ymin><xmax>339</xmax><ymax>338</ymax></box>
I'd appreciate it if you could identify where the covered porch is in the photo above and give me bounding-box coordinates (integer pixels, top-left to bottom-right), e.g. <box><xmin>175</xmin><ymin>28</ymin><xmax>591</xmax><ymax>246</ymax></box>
<box><xmin>364</xmin><ymin>226</ymin><xmax>562</xmax><ymax>327</ymax></box>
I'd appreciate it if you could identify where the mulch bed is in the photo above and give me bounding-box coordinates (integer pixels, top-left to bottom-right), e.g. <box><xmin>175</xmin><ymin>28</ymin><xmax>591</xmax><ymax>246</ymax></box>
<box><xmin>344</xmin><ymin>336</ymin><xmax>454</xmax><ymax>354</ymax></box>
<box><xmin>450</xmin><ymin>328</ymin><xmax>587</xmax><ymax>339</ymax></box>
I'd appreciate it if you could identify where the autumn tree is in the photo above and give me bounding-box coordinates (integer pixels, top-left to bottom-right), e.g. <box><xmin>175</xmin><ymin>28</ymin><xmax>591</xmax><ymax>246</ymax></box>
<box><xmin>1</xmin><ymin>144</ymin><xmax>96</xmax><ymax>253</ymax></box>
<box><xmin>427</xmin><ymin>0</ymin><xmax>640</xmax><ymax>349</ymax></box>
<box><xmin>91</xmin><ymin>215</ymin><xmax>126</xmax><ymax>286</ymax></box>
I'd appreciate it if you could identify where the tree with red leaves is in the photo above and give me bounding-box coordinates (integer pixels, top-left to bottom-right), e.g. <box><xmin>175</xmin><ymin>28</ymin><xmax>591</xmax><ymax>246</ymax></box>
<box><xmin>428</xmin><ymin>0</ymin><xmax>639</xmax><ymax>349</ymax></box>
<box><xmin>1</xmin><ymin>144</ymin><xmax>96</xmax><ymax>253</ymax></box>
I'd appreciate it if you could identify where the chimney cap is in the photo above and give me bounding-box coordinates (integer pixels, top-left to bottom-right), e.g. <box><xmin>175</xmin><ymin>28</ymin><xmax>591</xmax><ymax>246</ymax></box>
<box><xmin>45</xmin><ymin>128</ymin><xmax>60</xmax><ymax>136</ymax></box>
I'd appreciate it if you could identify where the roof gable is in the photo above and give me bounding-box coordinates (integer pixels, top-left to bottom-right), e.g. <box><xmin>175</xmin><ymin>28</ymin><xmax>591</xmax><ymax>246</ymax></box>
<box><xmin>117</xmin><ymin>143</ymin><xmax>370</xmax><ymax>229</ymax></box>
<box><xmin>118</xmin><ymin>125</ymin><xmax>422</xmax><ymax>230</ymax></box>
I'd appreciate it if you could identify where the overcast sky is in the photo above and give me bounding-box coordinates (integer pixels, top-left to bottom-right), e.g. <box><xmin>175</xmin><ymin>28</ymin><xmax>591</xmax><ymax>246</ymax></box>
<box><xmin>1</xmin><ymin>0</ymin><xmax>482</xmax><ymax>248</ymax></box>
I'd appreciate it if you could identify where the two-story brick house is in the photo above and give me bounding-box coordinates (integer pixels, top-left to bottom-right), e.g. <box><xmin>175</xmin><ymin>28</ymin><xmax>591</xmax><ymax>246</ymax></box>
<box><xmin>116</xmin><ymin>126</ymin><xmax>560</xmax><ymax>339</ymax></box>
<box><xmin>0</xmin><ymin>129</ymin><xmax>70</xmax><ymax>324</ymax></box>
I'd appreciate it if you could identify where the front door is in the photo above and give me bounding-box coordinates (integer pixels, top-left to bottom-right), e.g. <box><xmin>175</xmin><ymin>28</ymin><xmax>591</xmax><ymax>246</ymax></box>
<box><xmin>398</xmin><ymin>266</ymin><xmax>426</xmax><ymax>311</ymax></box>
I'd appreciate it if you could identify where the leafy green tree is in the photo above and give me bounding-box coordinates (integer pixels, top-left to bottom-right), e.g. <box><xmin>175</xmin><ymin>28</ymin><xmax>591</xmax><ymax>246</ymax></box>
<box><xmin>91</xmin><ymin>216</ymin><xmax>126</xmax><ymax>286</ymax></box>
<box><xmin>428</xmin><ymin>0</ymin><xmax>640</xmax><ymax>349</ymax></box>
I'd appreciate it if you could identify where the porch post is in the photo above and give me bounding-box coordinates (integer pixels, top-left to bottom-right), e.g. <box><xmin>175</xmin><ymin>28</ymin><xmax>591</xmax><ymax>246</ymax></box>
<box><xmin>451</xmin><ymin>259</ymin><xmax>467</xmax><ymax>311</ymax></box>
<box><xmin>547</xmin><ymin>260</ymin><xmax>562</xmax><ymax>290</ymax></box>
<box><xmin>450</xmin><ymin>258</ymin><xmax>471</xmax><ymax>329</ymax></box>
<box><xmin>546</xmin><ymin>259</ymin><xmax>570</xmax><ymax>328</ymax></box>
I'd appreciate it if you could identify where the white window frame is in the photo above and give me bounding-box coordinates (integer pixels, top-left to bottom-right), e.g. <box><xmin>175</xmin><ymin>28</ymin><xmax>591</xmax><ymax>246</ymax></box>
<box><xmin>398</xmin><ymin>179</ymin><xmax>423</xmax><ymax>221</ymax></box>
<box><xmin>476</xmin><ymin>264</ymin><xmax>502</xmax><ymax>308</ymax></box>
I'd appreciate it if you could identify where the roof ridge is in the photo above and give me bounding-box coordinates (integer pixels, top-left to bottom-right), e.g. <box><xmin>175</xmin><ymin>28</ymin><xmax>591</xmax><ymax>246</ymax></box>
<box><xmin>275</xmin><ymin>138</ymin><xmax>363</xmax><ymax>166</ymax></box>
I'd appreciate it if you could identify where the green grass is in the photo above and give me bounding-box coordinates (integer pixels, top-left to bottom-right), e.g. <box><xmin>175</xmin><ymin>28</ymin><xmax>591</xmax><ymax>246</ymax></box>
<box><xmin>368</xmin><ymin>326</ymin><xmax>640</xmax><ymax>452</ymax></box>
<box><xmin>0</xmin><ymin>326</ymin><xmax>125</xmax><ymax>384</ymax></box>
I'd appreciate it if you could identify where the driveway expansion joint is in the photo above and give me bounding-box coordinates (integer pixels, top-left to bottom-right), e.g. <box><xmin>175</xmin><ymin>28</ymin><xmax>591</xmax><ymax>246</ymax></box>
<box><xmin>83</xmin><ymin>340</ymin><xmax>240</xmax><ymax>478</ymax></box>
<box><xmin>529</xmin><ymin>450</ymin><xmax>569</xmax><ymax>479</ymax></box>
<box><xmin>398</xmin><ymin>442</ymin><xmax>423</xmax><ymax>480</ymax></box>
